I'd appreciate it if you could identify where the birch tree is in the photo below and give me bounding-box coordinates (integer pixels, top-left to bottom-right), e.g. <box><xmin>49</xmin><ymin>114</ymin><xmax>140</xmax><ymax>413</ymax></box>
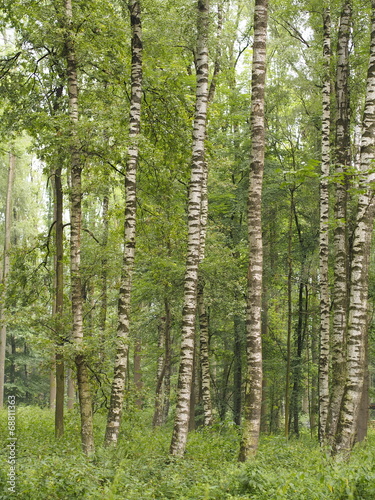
<box><xmin>104</xmin><ymin>0</ymin><xmax>143</xmax><ymax>446</ymax></box>
<box><xmin>333</xmin><ymin>0</ymin><xmax>375</xmax><ymax>457</ymax></box>
<box><xmin>318</xmin><ymin>7</ymin><xmax>331</xmax><ymax>444</ymax></box>
<box><xmin>65</xmin><ymin>0</ymin><xmax>95</xmax><ymax>455</ymax></box>
<box><xmin>326</xmin><ymin>0</ymin><xmax>352</xmax><ymax>444</ymax></box>
<box><xmin>239</xmin><ymin>0</ymin><xmax>268</xmax><ymax>461</ymax></box>
<box><xmin>169</xmin><ymin>0</ymin><xmax>209</xmax><ymax>457</ymax></box>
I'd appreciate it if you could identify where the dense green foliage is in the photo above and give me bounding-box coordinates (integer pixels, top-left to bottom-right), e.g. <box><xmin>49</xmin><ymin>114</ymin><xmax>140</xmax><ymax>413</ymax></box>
<box><xmin>1</xmin><ymin>408</ymin><xmax>375</xmax><ymax>499</ymax></box>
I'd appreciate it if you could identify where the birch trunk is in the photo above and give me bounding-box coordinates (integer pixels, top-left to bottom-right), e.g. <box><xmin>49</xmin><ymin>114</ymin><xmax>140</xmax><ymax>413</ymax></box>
<box><xmin>326</xmin><ymin>1</ymin><xmax>352</xmax><ymax>444</ymax></box>
<box><xmin>196</xmin><ymin>0</ymin><xmax>224</xmax><ymax>428</ymax></box>
<box><xmin>198</xmin><ymin>278</ymin><xmax>212</xmax><ymax>426</ymax></box>
<box><xmin>239</xmin><ymin>0</ymin><xmax>268</xmax><ymax>461</ymax></box>
<box><xmin>197</xmin><ymin>164</ymin><xmax>212</xmax><ymax>426</ymax></box>
<box><xmin>104</xmin><ymin>0</ymin><xmax>143</xmax><ymax>446</ymax></box>
<box><xmin>169</xmin><ymin>0</ymin><xmax>209</xmax><ymax>457</ymax></box>
<box><xmin>318</xmin><ymin>8</ymin><xmax>331</xmax><ymax>444</ymax></box>
<box><xmin>65</xmin><ymin>0</ymin><xmax>95</xmax><ymax>455</ymax></box>
<box><xmin>99</xmin><ymin>192</ymin><xmax>109</xmax><ymax>363</ymax></box>
<box><xmin>0</xmin><ymin>152</ymin><xmax>15</xmax><ymax>408</ymax></box>
<box><xmin>333</xmin><ymin>0</ymin><xmax>375</xmax><ymax>456</ymax></box>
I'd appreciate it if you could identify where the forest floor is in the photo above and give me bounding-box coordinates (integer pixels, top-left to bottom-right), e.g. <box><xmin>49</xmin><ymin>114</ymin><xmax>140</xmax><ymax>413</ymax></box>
<box><xmin>1</xmin><ymin>407</ymin><xmax>375</xmax><ymax>499</ymax></box>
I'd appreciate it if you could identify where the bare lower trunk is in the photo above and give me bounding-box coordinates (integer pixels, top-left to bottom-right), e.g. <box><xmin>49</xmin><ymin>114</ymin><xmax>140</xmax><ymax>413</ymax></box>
<box><xmin>54</xmin><ymin>166</ymin><xmax>64</xmax><ymax>438</ymax></box>
<box><xmin>169</xmin><ymin>0</ymin><xmax>209</xmax><ymax>457</ymax></box>
<box><xmin>65</xmin><ymin>0</ymin><xmax>94</xmax><ymax>455</ymax></box>
<box><xmin>162</xmin><ymin>298</ymin><xmax>172</xmax><ymax>423</ymax></box>
<box><xmin>134</xmin><ymin>339</ymin><xmax>143</xmax><ymax>409</ymax></box>
<box><xmin>67</xmin><ymin>368</ymin><xmax>75</xmax><ymax>409</ymax></box>
<box><xmin>153</xmin><ymin>319</ymin><xmax>166</xmax><ymax>427</ymax></box>
<box><xmin>326</xmin><ymin>1</ymin><xmax>352</xmax><ymax>444</ymax></box>
<box><xmin>105</xmin><ymin>0</ymin><xmax>143</xmax><ymax>446</ymax></box>
<box><xmin>197</xmin><ymin>164</ymin><xmax>212</xmax><ymax>426</ymax></box>
<box><xmin>99</xmin><ymin>193</ymin><xmax>109</xmax><ymax>363</ymax></box>
<box><xmin>239</xmin><ymin>0</ymin><xmax>268</xmax><ymax>461</ymax></box>
<box><xmin>233</xmin><ymin>314</ymin><xmax>242</xmax><ymax>426</ymax></box>
<box><xmin>285</xmin><ymin>191</ymin><xmax>293</xmax><ymax>439</ymax></box>
<box><xmin>333</xmin><ymin>1</ymin><xmax>375</xmax><ymax>456</ymax></box>
<box><xmin>0</xmin><ymin>152</ymin><xmax>15</xmax><ymax>408</ymax></box>
<box><xmin>198</xmin><ymin>279</ymin><xmax>212</xmax><ymax>426</ymax></box>
<box><xmin>356</xmin><ymin>326</ymin><xmax>369</xmax><ymax>443</ymax></box>
<box><xmin>318</xmin><ymin>8</ymin><xmax>331</xmax><ymax>444</ymax></box>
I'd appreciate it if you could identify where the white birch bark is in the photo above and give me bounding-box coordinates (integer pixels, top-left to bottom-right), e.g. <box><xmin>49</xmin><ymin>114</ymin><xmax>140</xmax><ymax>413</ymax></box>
<box><xmin>170</xmin><ymin>0</ymin><xmax>209</xmax><ymax>457</ymax></box>
<box><xmin>318</xmin><ymin>8</ymin><xmax>331</xmax><ymax>444</ymax></box>
<box><xmin>65</xmin><ymin>0</ymin><xmax>95</xmax><ymax>456</ymax></box>
<box><xmin>105</xmin><ymin>0</ymin><xmax>143</xmax><ymax>446</ymax></box>
<box><xmin>333</xmin><ymin>0</ymin><xmax>375</xmax><ymax>456</ymax></box>
<box><xmin>326</xmin><ymin>1</ymin><xmax>352</xmax><ymax>443</ymax></box>
<box><xmin>239</xmin><ymin>0</ymin><xmax>268</xmax><ymax>461</ymax></box>
<box><xmin>0</xmin><ymin>152</ymin><xmax>15</xmax><ymax>408</ymax></box>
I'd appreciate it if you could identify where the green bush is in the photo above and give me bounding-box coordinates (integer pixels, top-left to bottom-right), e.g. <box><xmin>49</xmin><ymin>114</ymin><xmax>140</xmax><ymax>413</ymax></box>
<box><xmin>1</xmin><ymin>408</ymin><xmax>375</xmax><ymax>499</ymax></box>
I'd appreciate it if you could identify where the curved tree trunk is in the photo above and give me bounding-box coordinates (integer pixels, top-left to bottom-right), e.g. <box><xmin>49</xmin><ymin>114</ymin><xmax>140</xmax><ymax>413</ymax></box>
<box><xmin>169</xmin><ymin>0</ymin><xmax>209</xmax><ymax>457</ymax></box>
<box><xmin>326</xmin><ymin>1</ymin><xmax>352</xmax><ymax>444</ymax></box>
<box><xmin>239</xmin><ymin>0</ymin><xmax>268</xmax><ymax>461</ymax></box>
<box><xmin>318</xmin><ymin>7</ymin><xmax>331</xmax><ymax>444</ymax></box>
<box><xmin>333</xmin><ymin>0</ymin><xmax>375</xmax><ymax>457</ymax></box>
<box><xmin>105</xmin><ymin>0</ymin><xmax>143</xmax><ymax>446</ymax></box>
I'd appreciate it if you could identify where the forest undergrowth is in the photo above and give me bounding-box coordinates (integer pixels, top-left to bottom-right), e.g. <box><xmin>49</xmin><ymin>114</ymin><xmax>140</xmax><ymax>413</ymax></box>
<box><xmin>1</xmin><ymin>407</ymin><xmax>375</xmax><ymax>499</ymax></box>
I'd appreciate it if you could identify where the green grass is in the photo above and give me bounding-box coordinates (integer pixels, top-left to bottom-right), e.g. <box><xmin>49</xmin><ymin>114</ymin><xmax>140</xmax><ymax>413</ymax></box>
<box><xmin>1</xmin><ymin>407</ymin><xmax>375</xmax><ymax>499</ymax></box>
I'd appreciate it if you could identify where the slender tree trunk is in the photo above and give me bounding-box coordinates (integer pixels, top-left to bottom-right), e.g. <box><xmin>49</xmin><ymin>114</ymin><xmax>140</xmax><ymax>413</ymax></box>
<box><xmin>99</xmin><ymin>192</ymin><xmax>109</xmax><ymax>363</ymax></box>
<box><xmin>196</xmin><ymin>0</ymin><xmax>224</xmax><ymax>428</ymax></box>
<box><xmin>197</xmin><ymin>163</ymin><xmax>213</xmax><ymax>426</ymax></box>
<box><xmin>105</xmin><ymin>0</ymin><xmax>143</xmax><ymax>446</ymax></box>
<box><xmin>65</xmin><ymin>0</ymin><xmax>94</xmax><ymax>455</ymax></box>
<box><xmin>67</xmin><ymin>368</ymin><xmax>75</xmax><ymax>409</ymax></box>
<box><xmin>318</xmin><ymin>8</ymin><xmax>331</xmax><ymax>444</ymax></box>
<box><xmin>188</xmin><ymin>343</ymin><xmax>197</xmax><ymax>431</ymax></box>
<box><xmin>153</xmin><ymin>318</ymin><xmax>166</xmax><ymax>427</ymax></box>
<box><xmin>134</xmin><ymin>339</ymin><xmax>143</xmax><ymax>409</ymax></box>
<box><xmin>356</xmin><ymin>323</ymin><xmax>369</xmax><ymax>442</ymax></box>
<box><xmin>198</xmin><ymin>280</ymin><xmax>213</xmax><ymax>425</ymax></box>
<box><xmin>50</xmin><ymin>367</ymin><xmax>56</xmax><ymax>410</ymax></box>
<box><xmin>170</xmin><ymin>0</ymin><xmax>209</xmax><ymax>457</ymax></box>
<box><xmin>326</xmin><ymin>1</ymin><xmax>352</xmax><ymax>444</ymax></box>
<box><xmin>162</xmin><ymin>298</ymin><xmax>172</xmax><ymax>423</ymax></box>
<box><xmin>333</xmin><ymin>0</ymin><xmax>375</xmax><ymax>456</ymax></box>
<box><xmin>239</xmin><ymin>0</ymin><xmax>268</xmax><ymax>461</ymax></box>
<box><xmin>285</xmin><ymin>190</ymin><xmax>293</xmax><ymax>439</ymax></box>
<box><xmin>0</xmin><ymin>152</ymin><xmax>15</xmax><ymax>408</ymax></box>
<box><xmin>233</xmin><ymin>314</ymin><xmax>242</xmax><ymax>426</ymax></box>
<box><xmin>54</xmin><ymin>165</ymin><xmax>64</xmax><ymax>438</ymax></box>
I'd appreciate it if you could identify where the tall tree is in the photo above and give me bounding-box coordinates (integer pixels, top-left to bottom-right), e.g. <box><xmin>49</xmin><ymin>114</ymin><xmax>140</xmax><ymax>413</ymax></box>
<box><xmin>54</xmin><ymin>164</ymin><xmax>65</xmax><ymax>438</ymax></box>
<box><xmin>0</xmin><ymin>151</ymin><xmax>15</xmax><ymax>408</ymax></box>
<box><xmin>326</xmin><ymin>0</ymin><xmax>352</xmax><ymax>444</ymax></box>
<box><xmin>170</xmin><ymin>0</ymin><xmax>210</xmax><ymax>457</ymax></box>
<box><xmin>65</xmin><ymin>0</ymin><xmax>95</xmax><ymax>455</ymax></box>
<box><xmin>333</xmin><ymin>0</ymin><xmax>375</xmax><ymax>457</ymax></box>
<box><xmin>239</xmin><ymin>0</ymin><xmax>268</xmax><ymax>461</ymax></box>
<box><xmin>105</xmin><ymin>0</ymin><xmax>143</xmax><ymax>446</ymax></box>
<box><xmin>318</xmin><ymin>7</ymin><xmax>331</xmax><ymax>444</ymax></box>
